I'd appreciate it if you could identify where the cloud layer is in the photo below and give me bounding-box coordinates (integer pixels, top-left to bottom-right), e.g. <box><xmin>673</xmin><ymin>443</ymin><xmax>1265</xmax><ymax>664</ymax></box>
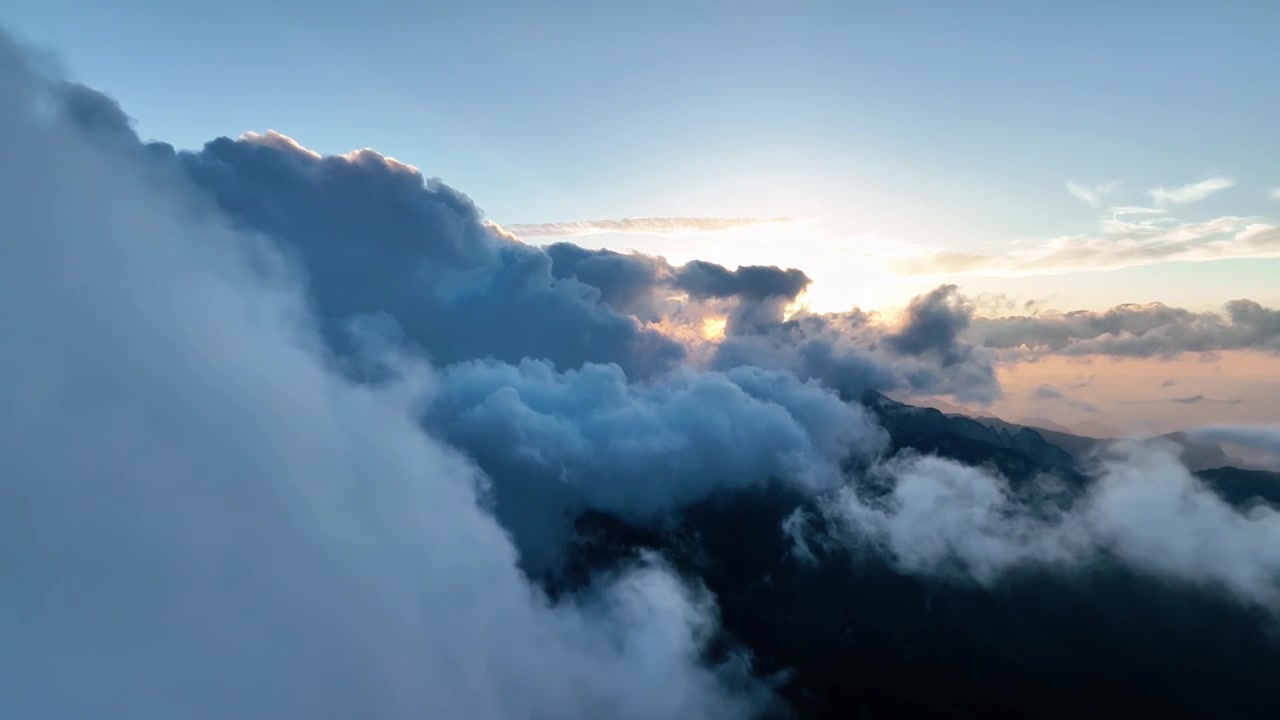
<box><xmin>968</xmin><ymin>298</ymin><xmax>1280</xmax><ymax>357</ymax></box>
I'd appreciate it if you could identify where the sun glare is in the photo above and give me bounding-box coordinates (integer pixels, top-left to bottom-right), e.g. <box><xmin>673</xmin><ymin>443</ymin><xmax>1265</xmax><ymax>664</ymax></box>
<box><xmin>701</xmin><ymin>316</ymin><xmax>728</xmax><ymax>340</ymax></box>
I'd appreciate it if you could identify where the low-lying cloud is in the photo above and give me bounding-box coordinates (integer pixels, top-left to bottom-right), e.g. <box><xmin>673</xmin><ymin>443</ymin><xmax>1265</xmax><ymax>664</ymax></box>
<box><xmin>1193</xmin><ymin>424</ymin><xmax>1280</xmax><ymax>462</ymax></box>
<box><xmin>814</xmin><ymin>442</ymin><xmax>1280</xmax><ymax>611</ymax></box>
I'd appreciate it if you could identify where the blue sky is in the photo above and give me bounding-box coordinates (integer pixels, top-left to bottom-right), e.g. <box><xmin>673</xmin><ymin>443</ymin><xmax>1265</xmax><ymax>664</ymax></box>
<box><xmin>8</xmin><ymin>0</ymin><xmax>1280</xmax><ymax>311</ymax></box>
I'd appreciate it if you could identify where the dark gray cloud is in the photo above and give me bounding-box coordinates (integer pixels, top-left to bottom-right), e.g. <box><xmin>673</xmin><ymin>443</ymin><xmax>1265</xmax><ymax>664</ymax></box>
<box><xmin>711</xmin><ymin>311</ymin><xmax>898</xmax><ymax>400</ymax></box>
<box><xmin>969</xmin><ymin>299</ymin><xmax>1280</xmax><ymax>358</ymax></box>
<box><xmin>61</xmin><ymin>89</ymin><xmax>687</xmax><ymax>379</ymax></box>
<box><xmin>60</xmin><ymin>86</ymin><xmax>1008</xmax><ymax>408</ymax></box>
<box><xmin>711</xmin><ymin>286</ymin><xmax>1002</xmax><ymax>404</ymax></box>
<box><xmin>543</xmin><ymin>244</ymin><xmax>809</xmax><ymax>320</ymax></box>
<box><xmin>1161</xmin><ymin>379</ymin><xmax>1179</xmax><ymax>387</ymax></box>
<box><xmin>542</xmin><ymin>244</ymin><xmax>816</xmax><ymax>341</ymax></box>
<box><xmin>672</xmin><ymin>260</ymin><xmax>810</xmax><ymax>302</ymax></box>
<box><xmin>1033</xmin><ymin>385</ymin><xmax>1065</xmax><ymax>399</ymax></box>
<box><xmin>1122</xmin><ymin>394</ymin><xmax>1244</xmax><ymax>406</ymax></box>
<box><xmin>1030</xmin><ymin>383</ymin><xmax>1099</xmax><ymax>413</ymax></box>
<box><xmin>884</xmin><ymin>285</ymin><xmax>971</xmax><ymax>365</ymax></box>
<box><xmin>544</xmin><ymin>242</ymin><xmax>672</xmax><ymax>319</ymax></box>
<box><xmin>0</xmin><ymin>38</ymin><xmax>760</xmax><ymax>719</ymax></box>
<box><xmin>1175</xmin><ymin>395</ymin><xmax>1243</xmax><ymax>405</ymax></box>
<box><xmin>57</xmin><ymin>80</ymin><xmax>138</xmax><ymax>145</ymax></box>
<box><xmin>178</xmin><ymin>132</ymin><xmax>691</xmax><ymax>378</ymax></box>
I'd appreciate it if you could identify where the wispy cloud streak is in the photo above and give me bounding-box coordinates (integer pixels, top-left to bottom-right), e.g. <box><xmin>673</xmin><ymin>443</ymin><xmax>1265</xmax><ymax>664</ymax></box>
<box><xmin>1066</xmin><ymin>180</ymin><xmax>1116</xmax><ymax>208</ymax></box>
<box><xmin>892</xmin><ymin>218</ymin><xmax>1280</xmax><ymax>277</ymax></box>
<box><xmin>1148</xmin><ymin>177</ymin><xmax>1234</xmax><ymax>206</ymax></box>
<box><xmin>1122</xmin><ymin>394</ymin><xmax>1244</xmax><ymax>406</ymax></box>
<box><xmin>505</xmin><ymin>216</ymin><xmax>794</xmax><ymax>237</ymax></box>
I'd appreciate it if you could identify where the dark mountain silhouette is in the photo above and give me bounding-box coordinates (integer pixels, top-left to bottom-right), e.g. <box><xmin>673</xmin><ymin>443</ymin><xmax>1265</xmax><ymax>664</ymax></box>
<box><xmin>1069</xmin><ymin>418</ymin><xmax>1126</xmax><ymax>439</ymax></box>
<box><xmin>962</xmin><ymin>414</ymin><xmax>1239</xmax><ymax>472</ymax></box>
<box><xmin>866</xmin><ymin>392</ymin><xmax>1079</xmax><ymax>480</ymax></box>
<box><xmin>1014</xmin><ymin>415</ymin><xmax>1075</xmax><ymax>433</ymax></box>
<box><xmin>558</xmin><ymin>393</ymin><xmax>1280</xmax><ymax>718</ymax></box>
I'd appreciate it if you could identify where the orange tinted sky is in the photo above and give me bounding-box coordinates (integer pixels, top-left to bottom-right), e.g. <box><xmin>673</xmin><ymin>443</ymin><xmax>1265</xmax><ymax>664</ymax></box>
<box><xmin>930</xmin><ymin>351</ymin><xmax>1280</xmax><ymax>436</ymax></box>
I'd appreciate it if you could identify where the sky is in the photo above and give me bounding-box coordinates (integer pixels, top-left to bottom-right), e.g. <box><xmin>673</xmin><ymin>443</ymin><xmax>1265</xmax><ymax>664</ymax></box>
<box><xmin>4</xmin><ymin>1</ymin><xmax>1279</xmax><ymax>433</ymax></box>
<box><xmin>8</xmin><ymin>0</ymin><xmax>1280</xmax><ymax>314</ymax></box>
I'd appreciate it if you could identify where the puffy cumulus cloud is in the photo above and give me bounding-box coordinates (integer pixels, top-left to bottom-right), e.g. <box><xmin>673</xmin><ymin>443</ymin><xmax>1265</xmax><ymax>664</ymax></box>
<box><xmin>505</xmin><ymin>216</ymin><xmax>793</xmax><ymax>237</ymax></box>
<box><xmin>884</xmin><ymin>285</ymin><xmax>978</xmax><ymax>367</ymax></box>
<box><xmin>711</xmin><ymin>286</ymin><xmax>1001</xmax><ymax>404</ymax></box>
<box><xmin>0</xmin><ymin>37</ymin><xmax>761</xmax><ymax>720</ymax></box>
<box><xmin>545</xmin><ymin>242</ymin><xmax>673</xmax><ymax>319</ymax></box>
<box><xmin>59</xmin><ymin>89</ymin><xmax>687</xmax><ymax>381</ymax></box>
<box><xmin>815</xmin><ymin>442</ymin><xmax>1280</xmax><ymax>611</ymax></box>
<box><xmin>968</xmin><ymin>298</ymin><xmax>1280</xmax><ymax>358</ymax></box>
<box><xmin>672</xmin><ymin>260</ymin><xmax>810</xmax><ymax>303</ymax></box>
<box><xmin>543</xmin><ymin>243</ymin><xmax>810</xmax><ymax>324</ymax></box>
<box><xmin>425</xmin><ymin>358</ymin><xmax>885</xmax><ymax>571</ymax></box>
<box><xmin>53</xmin><ymin>80</ymin><xmax>1007</xmax><ymax>407</ymax></box>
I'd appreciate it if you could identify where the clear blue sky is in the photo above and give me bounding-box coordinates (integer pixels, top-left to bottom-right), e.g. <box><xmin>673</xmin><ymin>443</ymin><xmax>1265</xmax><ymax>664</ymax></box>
<box><xmin>8</xmin><ymin>0</ymin><xmax>1279</xmax><ymax>311</ymax></box>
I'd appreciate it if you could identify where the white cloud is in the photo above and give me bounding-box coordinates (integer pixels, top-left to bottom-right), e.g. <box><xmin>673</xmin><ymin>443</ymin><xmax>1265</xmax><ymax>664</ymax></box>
<box><xmin>892</xmin><ymin>217</ymin><xmax>1280</xmax><ymax>277</ymax></box>
<box><xmin>1268</xmin><ymin>188</ymin><xmax>1280</xmax><ymax>201</ymax></box>
<box><xmin>820</xmin><ymin>442</ymin><xmax>1280</xmax><ymax>611</ymax></box>
<box><xmin>1108</xmin><ymin>205</ymin><xmax>1166</xmax><ymax>217</ymax></box>
<box><xmin>1066</xmin><ymin>180</ymin><xmax>1117</xmax><ymax>208</ymax></box>
<box><xmin>1148</xmin><ymin>177</ymin><xmax>1234</xmax><ymax>205</ymax></box>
